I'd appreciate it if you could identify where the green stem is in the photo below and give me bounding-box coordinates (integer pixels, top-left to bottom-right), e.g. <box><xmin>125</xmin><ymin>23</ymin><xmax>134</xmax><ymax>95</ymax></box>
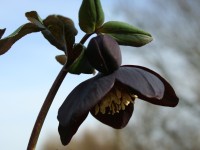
<box><xmin>79</xmin><ymin>33</ymin><xmax>93</xmax><ymax>44</ymax></box>
<box><xmin>27</xmin><ymin>63</ymin><xmax>68</xmax><ymax>150</ymax></box>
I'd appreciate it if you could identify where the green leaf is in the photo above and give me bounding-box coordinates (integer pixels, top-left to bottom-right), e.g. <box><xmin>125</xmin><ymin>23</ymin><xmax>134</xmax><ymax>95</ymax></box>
<box><xmin>25</xmin><ymin>11</ymin><xmax>45</xmax><ymax>29</ymax></box>
<box><xmin>0</xmin><ymin>11</ymin><xmax>74</xmax><ymax>55</ymax></box>
<box><xmin>98</xmin><ymin>21</ymin><xmax>153</xmax><ymax>47</ymax></box>
<box><xmin>69</xmin><ymin>44</ymin><xmax>95</xmax><ymax>74</ymax></box>
<box><xmin>79</xmin><ymin>0</ymin><xmax>104</xmax><ymax>33</ymax></box>
<box><xmin>42</xmin><ymin>15</ymin><xmax>78</xmax><ymax>52</ymax></box>
<box><xmin>0</xmin><ymin>28</ymin><xmax>6</xmax><ymax>39</ymax></box>
<box><xmin>0</xmin><ymin>23</ymin><xmax>42</xmax><ymax>55</ymax></box>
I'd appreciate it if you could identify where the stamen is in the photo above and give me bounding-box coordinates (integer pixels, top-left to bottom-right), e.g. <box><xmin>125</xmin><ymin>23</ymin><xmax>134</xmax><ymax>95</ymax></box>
<box><xmin>95</xmin><ymin>105</ymin><xmax>100</xmax><ymax>115</ymax></box>
<box><xmin>115</xmin><ymin>88</ymin><xmax>121</xmax><ymax>99</ymax></box>
<box><xmin>94</xmin><ymin>85</ymin><xmax>138</xmax><ymax>115</ymax></box>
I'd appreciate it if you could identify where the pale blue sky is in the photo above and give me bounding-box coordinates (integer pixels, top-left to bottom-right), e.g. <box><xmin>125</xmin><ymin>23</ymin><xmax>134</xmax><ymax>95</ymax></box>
<box><xmin>0</xmin><ymin>1</ymin><xmax>121</xmax><ymax>149</ymax></box>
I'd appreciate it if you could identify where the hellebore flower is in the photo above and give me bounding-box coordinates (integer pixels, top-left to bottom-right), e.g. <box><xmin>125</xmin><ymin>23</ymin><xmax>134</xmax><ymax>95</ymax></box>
<box><xmin>57</xmin><ymin>65</ymin><xmax>179</xmax><ymax>145</ymax></box>
<box><xmin>57</xmin><ymin>34</ymin><xmax>178</xmax><ymax>145</ymax></box>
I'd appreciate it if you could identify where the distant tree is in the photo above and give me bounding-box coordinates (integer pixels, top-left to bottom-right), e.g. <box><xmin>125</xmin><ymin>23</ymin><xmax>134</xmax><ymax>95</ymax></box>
<box><xmin>42</xmin><ymin>128</ymin><xmax>120</xmax><ymax>150</ymax></box>
<box><xmin>113</xmin><ymin>0</ymin><xmax>200</xmax><ymax>149</ymax></box>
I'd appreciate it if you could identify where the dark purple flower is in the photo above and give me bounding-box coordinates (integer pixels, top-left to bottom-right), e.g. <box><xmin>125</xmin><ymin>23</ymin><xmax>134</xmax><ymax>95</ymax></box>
<box><xmin>57</xmin><ymin>65</ymin><xmax>179</xmax><ymax>145</ymax></box>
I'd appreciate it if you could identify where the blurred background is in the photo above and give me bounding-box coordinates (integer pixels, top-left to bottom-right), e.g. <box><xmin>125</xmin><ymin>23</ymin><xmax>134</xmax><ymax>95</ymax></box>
<box><xmin>0</xmin><ymin>0</ymin><xmax>200</xmax><ymax>149</ymax></box>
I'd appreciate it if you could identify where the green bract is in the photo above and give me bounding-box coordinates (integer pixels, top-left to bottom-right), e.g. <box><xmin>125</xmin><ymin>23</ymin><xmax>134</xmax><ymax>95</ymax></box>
<box><xmin>56</xmin><ymin>44</ymin><xmax>94</xmax><ymax>75</ymax></box>
<box><xmin>98</xmin><ymin>21</ymin><xmax>153</xmax><ymax>47</ymax></box>
<box><xmin>26</xmin><ymin>11</ymin><xmax>78</xmax><ymax>52</ymax></box>
<box><xmin>69</xmin><ymin>44</ymin><xmax>94</xmax><ymax>74</ymax></box>
<box><xmin>79</xmin><ymin>0</ymin><xmax>104</xmax><ymax>33</ymax></box>
<box><xmin>42</xmin><ymin>14</ymin><xmax>78</xmax><ymax>52</ymax></box>
<box><xmin>27</xmin><ymin>11</ymin><xmax>78</xmax><ymax>52</ymax></box>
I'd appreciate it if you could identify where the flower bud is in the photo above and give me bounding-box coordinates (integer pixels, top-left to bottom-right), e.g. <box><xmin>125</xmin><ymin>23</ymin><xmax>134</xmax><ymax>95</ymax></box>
<box><xmin>79</xmin><ymin>0</ymin><xmax>104</xmax><ymax>33</ymax></box>
<box><xmin>86</xmin><ymin>35</ymin><xmax>122</xmax><ymax>73</ymax></box>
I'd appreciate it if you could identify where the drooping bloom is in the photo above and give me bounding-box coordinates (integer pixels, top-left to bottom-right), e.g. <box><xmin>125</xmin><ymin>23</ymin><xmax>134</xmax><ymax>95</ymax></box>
<box><xmin>57</xmin><ymin>65</ymin><xmax>179</xmax><ymax>145</ymax></box>
<box><xmin>57</xmin><ymin>34</ymin><xmax>179</xmax><ymax>145</ymax></box>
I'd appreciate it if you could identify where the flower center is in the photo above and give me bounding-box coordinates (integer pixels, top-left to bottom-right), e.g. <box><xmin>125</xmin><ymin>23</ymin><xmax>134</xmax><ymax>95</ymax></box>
<box><xmin>94</xmin><ymin>86</ymin><xmax>137</xmax><ymax>115</ymax></box>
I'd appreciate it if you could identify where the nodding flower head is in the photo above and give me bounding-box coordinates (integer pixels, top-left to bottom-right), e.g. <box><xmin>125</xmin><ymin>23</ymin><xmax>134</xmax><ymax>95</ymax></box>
<box><xmin>57</xmin><ymin>65</ymin><xmax>179</xmax><ymax>145</ymax></box>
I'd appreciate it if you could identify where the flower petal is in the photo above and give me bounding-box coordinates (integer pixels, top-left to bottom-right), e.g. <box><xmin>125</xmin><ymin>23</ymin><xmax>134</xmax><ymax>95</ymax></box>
<box><xmin>90</xmin><ymin>104</ymin><xmax>134</xmax><ymax>129</ymax></box>
<box><xmin>58</xmin><ymin>112</ymin><xmax>88</xmax><ymax>145</ymax></box>
<box><xmin>57</xmin><ymin>73</ymin><xmax>115</xmax><ymax>139</ymax></box>
<box><xmin>116</xmin><ymin>65</ymin><xmax>179</xmax><ymax>107</ymax></box>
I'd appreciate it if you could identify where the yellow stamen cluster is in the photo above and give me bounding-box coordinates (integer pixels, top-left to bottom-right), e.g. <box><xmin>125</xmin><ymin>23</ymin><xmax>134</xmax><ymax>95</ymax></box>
<box><xmin>94</xmin><ymin>86</ymin><xmax>138</xmax><ymax>115</ymax></box>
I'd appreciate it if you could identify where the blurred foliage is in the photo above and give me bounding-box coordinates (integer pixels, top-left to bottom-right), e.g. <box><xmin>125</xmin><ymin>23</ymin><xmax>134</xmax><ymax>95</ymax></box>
<box><xmin>42</xmin><ymin>128</ymin><xmax>121</xmax><ymax>150</ymax></box>
<box><xmin>113</xmin><ymin>0</ymin><xmax>200</xmax><ymax>150</ymax></box>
